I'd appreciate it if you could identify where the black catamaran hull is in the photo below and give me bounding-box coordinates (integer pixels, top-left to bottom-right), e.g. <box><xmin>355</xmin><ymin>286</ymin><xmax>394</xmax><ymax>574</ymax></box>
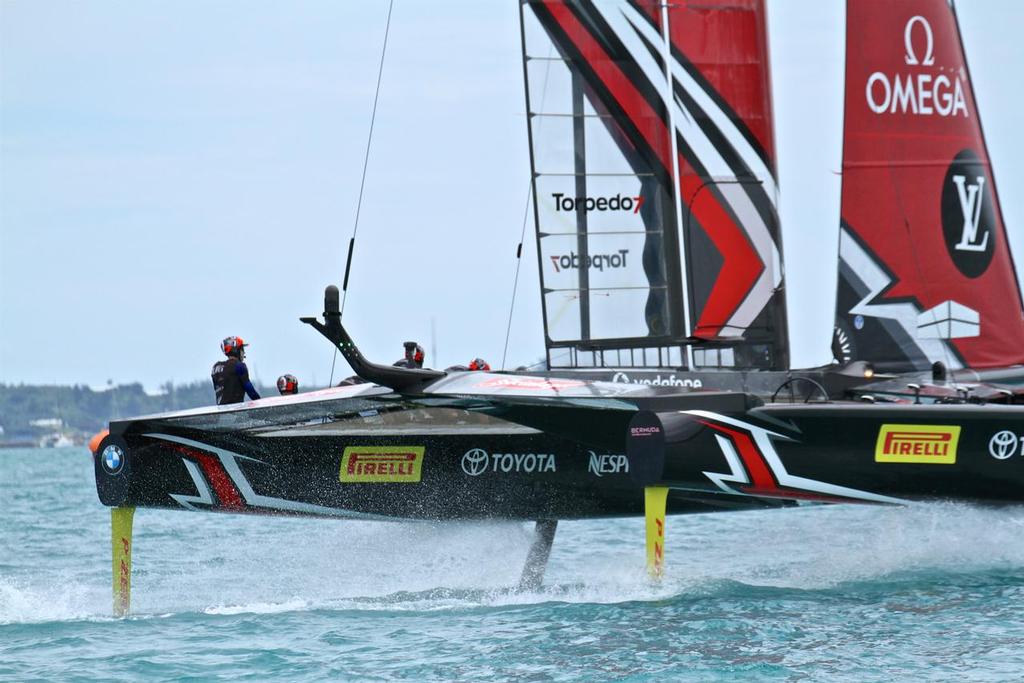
<box><xmin>628</xmin><ymin>403</ymin><xmax>1024</xmax><ymax>505</ymax></box>
<box><xmin>93</xmin><ymin>413</ymin><xmax>785</xmax><ymax>521</ymax></box>
<box><xmin>94</xmin><ymin>396</ymin><xmax>1024</xmax><ymax>522</ymax></box>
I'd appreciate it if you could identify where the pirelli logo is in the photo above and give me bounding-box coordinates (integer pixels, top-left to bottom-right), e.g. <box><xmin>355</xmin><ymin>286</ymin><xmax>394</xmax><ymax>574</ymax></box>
<box><xmin>340</xmin><ymin>446</ymin><xmax>424</xmax><ymax>483</ymax></box>
<box><xmin>875</xmin><ymin>424</ymin><xmax>961</xmax><ymax>464</ymax></box>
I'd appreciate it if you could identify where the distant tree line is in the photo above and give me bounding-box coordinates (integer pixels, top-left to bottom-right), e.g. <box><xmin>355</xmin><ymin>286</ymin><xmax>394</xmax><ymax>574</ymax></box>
<box><xmin>0</xmin><ymin>381</ymin><xmax>273</xmax><ymax>439</ymax></box>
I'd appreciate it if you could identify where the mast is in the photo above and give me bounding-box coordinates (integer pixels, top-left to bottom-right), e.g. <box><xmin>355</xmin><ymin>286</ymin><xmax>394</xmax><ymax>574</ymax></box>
<box><xmin>659</xmin><ymin>0</ymin><xmax>694</xmax><ymax>370</ymax></box>
<box><xmin>571</xmin><ymin>71</ymin><xmax>592</xmax><ymax>342</ymax></box>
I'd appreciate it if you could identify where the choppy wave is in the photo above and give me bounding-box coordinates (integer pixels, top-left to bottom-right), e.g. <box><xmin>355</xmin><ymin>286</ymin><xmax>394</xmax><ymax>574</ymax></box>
<box><xmin>5</xmin><ymin>448</ymin><xmax>1024</xmax><ymax>681</ymax></box>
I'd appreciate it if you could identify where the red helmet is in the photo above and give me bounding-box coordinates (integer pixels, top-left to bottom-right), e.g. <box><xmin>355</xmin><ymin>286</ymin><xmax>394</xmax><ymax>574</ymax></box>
<box><xmin>468</xmin><ymin>358</ymin><xmax>490</xmax><ymax>371</ymax></box>
<box><xmin>276</xmin><ymin>374</ymin><xmax>299</xmax><ymax>395</ymax></box>
<box><xmin>222</xmin><ymin>336</ymin><xmax>248</xmax><ymax>356</ymax></box>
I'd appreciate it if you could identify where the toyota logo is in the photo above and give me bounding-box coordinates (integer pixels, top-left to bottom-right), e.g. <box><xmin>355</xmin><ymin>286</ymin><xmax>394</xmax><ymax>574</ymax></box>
<box><xmin>461</xmin><ymin>448</ymin><xmax>489</xmax><ymax>476</ymax></box>
<box><xmin>989</xmin><ymin>431</ymin><xmax>1018</xmax><ymax>460</ymax></box>
<box><xmin>102</xmin><ymin>444</ymin><xmax>125</xmax><ymax>474</ymax></box>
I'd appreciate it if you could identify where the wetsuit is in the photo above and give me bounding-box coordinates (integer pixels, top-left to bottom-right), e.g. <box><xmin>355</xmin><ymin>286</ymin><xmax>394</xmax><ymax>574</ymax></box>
<box><xmin>211</xmin><ymin>357</ymin><xmax>261</xmax><ymax>404</ymax></box>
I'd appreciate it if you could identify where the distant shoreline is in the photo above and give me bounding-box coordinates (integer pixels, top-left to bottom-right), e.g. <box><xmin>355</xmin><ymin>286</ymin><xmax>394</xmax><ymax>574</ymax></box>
<box><xmin>0</xmin><ymin>381</ymin><xmax>276</xmax><ymax>447</ymax></box>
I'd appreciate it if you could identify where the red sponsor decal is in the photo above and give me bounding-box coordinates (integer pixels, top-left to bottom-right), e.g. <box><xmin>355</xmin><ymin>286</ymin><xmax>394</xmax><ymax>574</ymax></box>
<box><xmin>166</xmin><ymin>443</ymin><xmax>245</xmax><ymax>510</ymax></box>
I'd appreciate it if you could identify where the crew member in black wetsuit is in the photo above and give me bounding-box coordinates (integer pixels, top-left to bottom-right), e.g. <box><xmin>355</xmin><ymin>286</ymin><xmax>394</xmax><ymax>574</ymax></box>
<box><xmin>211</xmin><ymin>336</ymin><xmax>261</xmax><ymax>404</ymax></box>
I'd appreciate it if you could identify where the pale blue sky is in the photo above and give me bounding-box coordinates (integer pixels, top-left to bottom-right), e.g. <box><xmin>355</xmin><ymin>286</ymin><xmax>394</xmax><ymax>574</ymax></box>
<box><xmin>2</xmin><ymin>1</ymin><xmax>1023</xmax><ymax>389</ymax></box>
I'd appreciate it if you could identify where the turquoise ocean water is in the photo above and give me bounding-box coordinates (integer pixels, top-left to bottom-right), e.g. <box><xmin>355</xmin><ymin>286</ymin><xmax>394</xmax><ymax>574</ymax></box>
<box><xmin>3</xmin><ymin>447</ymin><xmax>1024</xmax><ymax>681</ymax></box>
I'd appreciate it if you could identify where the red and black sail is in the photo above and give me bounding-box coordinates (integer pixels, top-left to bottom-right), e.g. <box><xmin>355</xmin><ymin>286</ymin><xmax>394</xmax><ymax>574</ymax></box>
<box><xmin>835</xmin><ymin>0</ymin><xmax>1024</xmax><ymax>371</ymax></box>
<box><xmin>521</xmin><ymin>0</ymin><xmax>787</xmax><ymax>370</ymax></box>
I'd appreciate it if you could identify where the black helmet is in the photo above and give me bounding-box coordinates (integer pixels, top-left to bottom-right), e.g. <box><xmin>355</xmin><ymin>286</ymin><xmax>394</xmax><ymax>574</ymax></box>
<box><xmin>276</xmin><ymin>374</ymin><xmax>298</xmax><ymax>395</ymax></box>
<box><xmin>468</xmin><ymin>358</ymin><xmax>490</xmax><ymax>371</ymax></box>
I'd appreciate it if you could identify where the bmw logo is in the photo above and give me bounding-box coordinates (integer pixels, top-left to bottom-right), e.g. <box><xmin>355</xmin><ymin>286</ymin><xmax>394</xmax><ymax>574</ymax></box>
<box><xmin>102</xmin><ymin>444</ymin><xmax>125</xmax><ymax>474</ymax></box>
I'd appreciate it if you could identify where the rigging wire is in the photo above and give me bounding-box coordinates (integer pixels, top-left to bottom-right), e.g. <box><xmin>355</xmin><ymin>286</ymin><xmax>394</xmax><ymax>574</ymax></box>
<box><xmin>500</xmin><ymin>182</ymin><xmax>534</xmax><ymax>371</ymax></box>
<box><xmin>501</xmin><ymin>43</ymin><xmax>554</xmax><ymax>371</ymax></box>
<box><xmin>329</xmin><ymin>0</ymin><xmax>395</xmax><ymax>386</ymax></box>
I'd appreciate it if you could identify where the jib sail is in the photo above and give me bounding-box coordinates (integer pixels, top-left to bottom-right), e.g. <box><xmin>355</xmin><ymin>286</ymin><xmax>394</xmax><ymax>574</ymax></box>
<box><xmin>834</xmin><ymin>0</ymin><xmax>1024</xmax><ymax>371</ymax></box>
<box><xmin>520</xmin><ymin>0</ymin><xmax>787</xmax><ymax>370</ymax></box>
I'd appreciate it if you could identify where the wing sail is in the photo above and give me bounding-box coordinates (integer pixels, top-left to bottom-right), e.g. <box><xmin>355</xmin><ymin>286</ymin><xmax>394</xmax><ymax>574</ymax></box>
<box><xmin>521</xmin><ymin>0</ymin><xmax>787</xmax><ymax>371</ymax></box>
<box><xmin>834</xmin><ymin>0</ymin><xmax>1024</xmax><ymax>371</ymax></box>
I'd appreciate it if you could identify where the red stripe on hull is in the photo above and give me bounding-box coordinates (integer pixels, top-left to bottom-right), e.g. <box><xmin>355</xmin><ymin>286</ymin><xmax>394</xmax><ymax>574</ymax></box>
<box><xmin>703</xmin><ymin>421</ymin><xmax>857</xmax><ymax>503</ymax></box>
<box><xmin>167</xmin><ymin>443</ymin><xmax>245</xmax><ymax>510</ymax></box>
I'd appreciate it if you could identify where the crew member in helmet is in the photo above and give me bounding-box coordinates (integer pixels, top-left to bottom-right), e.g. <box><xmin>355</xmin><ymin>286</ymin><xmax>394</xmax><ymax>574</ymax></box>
<box><xmin>211</xmin><ymin>336</ymin><xmax>261</xmax><ymax>404</ymax></box>
<box><xmin>393</xmin><ymin>341</ymin><xmax>425</xmax><ymax>369</ymax></box>
<box><xmin>445</xmin><ymin>358</ymin><xmax>491</xmax><ymax>372</ymax></box>
<box><xmin>277</xmin><ymin>374</ymin><xmax>299</xmax><ymax>395</ymax></box>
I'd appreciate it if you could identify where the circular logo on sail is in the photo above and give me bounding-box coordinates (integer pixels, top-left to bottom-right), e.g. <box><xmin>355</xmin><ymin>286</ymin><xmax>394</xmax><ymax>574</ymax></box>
<box><xmin>989</xmin><ymin>431</ymin><xmax>1018</xmax><ymax>460</ymax></box>
<box><xmin>461</xmin><ymin>448</ymin><xmax>489</xmax><ymax>476</ymax></box>
<box><xmin>942</xmin><ymin>149</ymin><xmax>996</xmax><ymax>279</ymax></box>
<box><xmin>102</xmin><ymin>444</ymin><xmax>125</xmax><ymax>474</ymax></box>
